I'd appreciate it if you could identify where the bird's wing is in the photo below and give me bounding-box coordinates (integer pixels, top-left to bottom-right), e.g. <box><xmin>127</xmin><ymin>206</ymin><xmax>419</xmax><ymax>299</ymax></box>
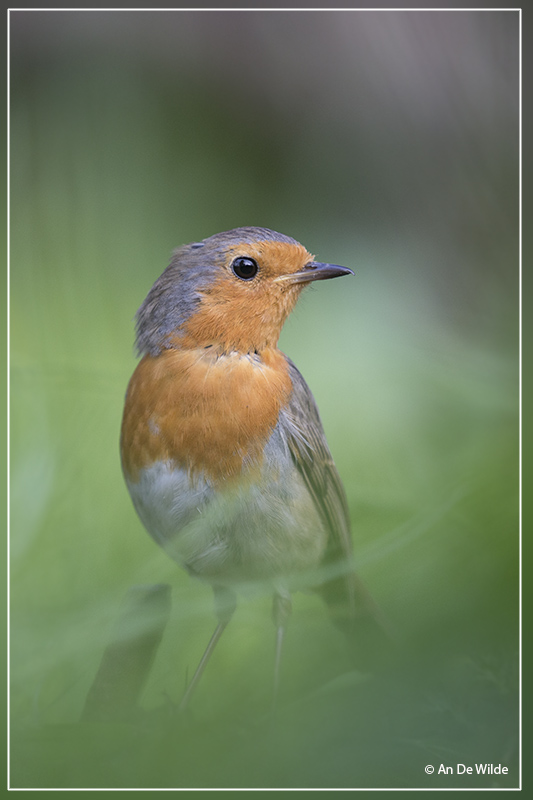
<box><xmin>283</xmin><ymin>357</ymin><xmax>389</xmax><ymax>659</ymax></box>
<box><xmin>283</xmin><ymin>357</ymin><xmax>353</xmax><ymax>568</ymax></box>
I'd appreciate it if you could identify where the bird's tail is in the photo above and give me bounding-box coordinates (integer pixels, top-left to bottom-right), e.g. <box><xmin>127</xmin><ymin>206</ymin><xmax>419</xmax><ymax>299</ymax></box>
<box><xmin>319</xmin><ymin>568</ymin><xmax>394</xmax><ymax>672</ymax></box>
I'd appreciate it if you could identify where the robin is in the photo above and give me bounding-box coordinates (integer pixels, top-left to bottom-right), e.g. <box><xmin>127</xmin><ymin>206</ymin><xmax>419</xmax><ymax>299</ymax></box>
<box><xmin>120</xmin><ymin>226</ymin><xmax>387</xmax><ymax>709</ymax></box>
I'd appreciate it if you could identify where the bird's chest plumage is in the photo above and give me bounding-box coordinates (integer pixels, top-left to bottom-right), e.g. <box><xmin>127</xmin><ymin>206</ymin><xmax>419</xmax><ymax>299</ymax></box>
<box><xmin>120</xmin><ymin>348</ymin><xmax>327</xmax><ymax>585</ymax></box>
<box><xmin>121</xmin><ymin>347</ymin><xmax>292</xmax><ymax>482</ymax></box>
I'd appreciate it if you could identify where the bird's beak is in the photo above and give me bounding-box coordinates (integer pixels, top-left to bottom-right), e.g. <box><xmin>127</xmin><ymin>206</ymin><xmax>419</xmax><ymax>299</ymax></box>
<box><xmin>274</xmin><ymin>262</ymin><xmax>354</xmax><ymax>285</ymax></box>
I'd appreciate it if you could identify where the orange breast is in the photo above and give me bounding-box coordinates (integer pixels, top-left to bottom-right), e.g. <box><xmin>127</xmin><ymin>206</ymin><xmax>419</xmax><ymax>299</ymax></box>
<box><xmin>120</xmin><ymin>347</ymin><xmax>292</xmax><ymax>484</ymax></box>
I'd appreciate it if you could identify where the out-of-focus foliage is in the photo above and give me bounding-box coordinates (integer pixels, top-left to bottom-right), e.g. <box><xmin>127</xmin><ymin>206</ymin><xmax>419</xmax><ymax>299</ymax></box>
<box><xmin>9</xmin><ymin>10</ymin><xmax>519</xmax><ymax>789</ymax></box>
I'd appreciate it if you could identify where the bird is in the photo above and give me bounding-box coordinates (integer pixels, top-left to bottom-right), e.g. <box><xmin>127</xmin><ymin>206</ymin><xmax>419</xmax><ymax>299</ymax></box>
<box><xmin>120</xmin><ymin>226</ymin><xmax>388</xmax><ymax>709</ymax></box>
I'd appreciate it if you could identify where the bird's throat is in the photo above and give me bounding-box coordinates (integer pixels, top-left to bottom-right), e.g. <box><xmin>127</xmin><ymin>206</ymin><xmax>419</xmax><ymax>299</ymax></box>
<box><xmin>176</xmin><ymin>275</ymin><xmax>302</xmax><ymax>353</ymax></box>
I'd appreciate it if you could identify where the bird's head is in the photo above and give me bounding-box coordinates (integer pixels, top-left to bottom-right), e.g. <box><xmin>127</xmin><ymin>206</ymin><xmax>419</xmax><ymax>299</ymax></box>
<box><xmin>135</xmin><ymin>227</ymin><xmax>353</xmax><ymax>356</ymax></box>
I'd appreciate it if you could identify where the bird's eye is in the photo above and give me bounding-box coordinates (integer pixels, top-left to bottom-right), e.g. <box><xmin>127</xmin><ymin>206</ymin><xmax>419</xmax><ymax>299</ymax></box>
<box><xmin>232</xmin><ymin>257</ymin><xmax>258</xmax><ymax>281</ymax></box>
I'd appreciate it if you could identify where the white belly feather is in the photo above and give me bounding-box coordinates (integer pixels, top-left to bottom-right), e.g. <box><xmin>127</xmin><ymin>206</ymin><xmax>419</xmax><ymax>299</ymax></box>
<box><xmin>125</xmin><ymin>424</ymin><xmax>327</xmax><ymax>589</ymax></box>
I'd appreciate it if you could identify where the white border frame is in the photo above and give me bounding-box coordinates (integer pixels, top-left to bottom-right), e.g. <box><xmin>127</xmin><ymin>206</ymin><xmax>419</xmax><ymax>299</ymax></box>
<box><xmin>6</xmin><ymin>6</ymin><xmax>522</xmax><ymax>792</ymax></box>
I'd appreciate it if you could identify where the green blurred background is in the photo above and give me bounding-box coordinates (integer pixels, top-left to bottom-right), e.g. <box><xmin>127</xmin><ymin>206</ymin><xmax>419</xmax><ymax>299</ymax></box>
<box><xmin>9</xmin><ymin>9</ymin><xmax>519</xmax><ymax>789</ymax></box>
